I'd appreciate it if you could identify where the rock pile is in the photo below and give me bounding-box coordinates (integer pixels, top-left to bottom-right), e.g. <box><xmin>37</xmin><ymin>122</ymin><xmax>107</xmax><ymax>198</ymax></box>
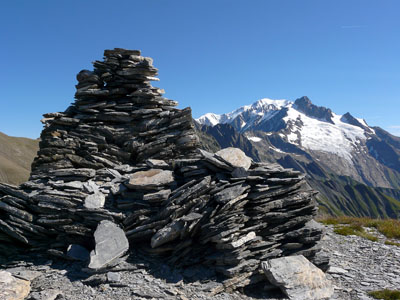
<box><xmin>0</xmin><ymin>48</ymin><xmax>328</xmax><ymax>293</ymax></box>
<box><xmin>32</xmin><ymin>48</ymin><xmax>198</xmax><ymax>176</ymax></box>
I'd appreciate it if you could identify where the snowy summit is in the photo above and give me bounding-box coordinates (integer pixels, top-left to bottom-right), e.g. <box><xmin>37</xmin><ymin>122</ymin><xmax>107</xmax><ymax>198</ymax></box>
<box><xmin>196</xmin><ymin>97</ymin><xmax>373</xmax><ymax>162</ymax></box>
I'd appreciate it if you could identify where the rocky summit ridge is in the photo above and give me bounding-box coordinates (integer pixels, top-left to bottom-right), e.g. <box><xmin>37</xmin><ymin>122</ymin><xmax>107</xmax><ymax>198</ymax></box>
<box><xmin>1</xmin><ymin>48</ymin><xmax>330</xmax><ymax>299</ymax></box>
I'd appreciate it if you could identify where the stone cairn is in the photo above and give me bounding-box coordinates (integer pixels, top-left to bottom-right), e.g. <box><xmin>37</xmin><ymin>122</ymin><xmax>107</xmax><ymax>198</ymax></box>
<box><xmin>0</xmin><ymin>48</ymin><xmax>328</xmax><ymax>293</ymax></box>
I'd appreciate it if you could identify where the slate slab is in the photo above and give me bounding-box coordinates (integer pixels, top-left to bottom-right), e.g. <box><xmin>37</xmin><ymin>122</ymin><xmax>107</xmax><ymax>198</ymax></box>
<box><xmin>126</xmin><ymin>169</ymin><xmax>174</xmax><ymax>190</ymax></box>
<box><xmin>89</xmin><ymin>220</ymin><xmax>129</xmax><ymax>270</ymax></box>
<box><xmin>262</xmin><ymin>255</ymin><xmax>334</xmax><ymax>300</ymax></box>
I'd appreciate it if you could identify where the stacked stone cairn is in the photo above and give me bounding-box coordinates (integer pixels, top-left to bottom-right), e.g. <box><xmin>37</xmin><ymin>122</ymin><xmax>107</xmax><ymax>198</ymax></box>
<box><xmin>0</xmin><ymin>48</ymin><xmax>328</xmax><ymax>293</ymax></box>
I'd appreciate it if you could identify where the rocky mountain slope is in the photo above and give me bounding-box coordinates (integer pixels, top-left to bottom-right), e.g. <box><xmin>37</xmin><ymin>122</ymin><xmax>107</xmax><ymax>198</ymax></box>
<box><xmin>0</xmin><ymin>132</ymin><xmax>39</xmax><ymax>185</ymax></box>
<box><xmin>196</xmin><ymin>97</ymin><xmax>400</xmax><ymax>218</ymax></box>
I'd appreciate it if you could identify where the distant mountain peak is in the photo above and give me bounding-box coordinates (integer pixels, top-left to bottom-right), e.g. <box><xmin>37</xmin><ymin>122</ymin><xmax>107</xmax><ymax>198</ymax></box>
<box><xmin>252</xmin><ymin>98</ymin><xmax>291</xmax><ymax>109</ymax></box>
<box><xmin>196</xmin><ymin>98</ymin><xmax>291</xmax><ymax>130</ymax></box>
<box><xmin>293</xmin><ymin>96</ymin><xmax>334</xmax><ymax>124</ymax></box>
<box><xmin>340</xmin><ymin>112</ymin><xmax>373</xmax><ymax>133</ymax></box>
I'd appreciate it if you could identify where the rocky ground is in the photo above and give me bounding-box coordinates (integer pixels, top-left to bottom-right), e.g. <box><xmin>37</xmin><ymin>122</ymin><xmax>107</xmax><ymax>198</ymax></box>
<box><xmin>1</xmin><ymin>224</ymin><xmax>399</xmax><ymax>300</ymax></box>
<box><xmin>324</xmin><ymin>225</ymin><xmax>400</xmax><ymax>300</ymax></box>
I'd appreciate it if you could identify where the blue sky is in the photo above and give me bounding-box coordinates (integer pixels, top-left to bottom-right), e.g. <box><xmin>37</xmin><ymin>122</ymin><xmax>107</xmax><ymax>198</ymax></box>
<box><xmin>1</xmin><ymin>0</ymin><xmax>399</xmax><ymax>138</ymax></box>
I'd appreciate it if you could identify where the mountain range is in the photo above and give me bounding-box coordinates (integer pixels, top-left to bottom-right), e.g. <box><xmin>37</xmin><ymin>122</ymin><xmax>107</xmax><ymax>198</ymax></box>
<box><xmin>196</xmin><ymin>96</ymin><xmax>400</xmax><ymax>218</ymax></box>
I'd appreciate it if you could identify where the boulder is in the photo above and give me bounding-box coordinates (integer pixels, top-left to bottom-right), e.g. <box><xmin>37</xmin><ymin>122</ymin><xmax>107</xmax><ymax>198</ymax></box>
<box><xmin>0</xmin><ymin>271</ymin><xmax>30</xmax><ymax>300</ymax></box>
<box><xmin>215</xmin><ymin>148</ymin><xmax>252</xmax><ymax>171</ymax></box>
<box><xmin>262</xmin><ymin>255</ymin><xmax>334</xmax><ymax>300</ymax></box>
<box><xmin>88</xmin><ymin>220</ymin><xmax>129</xmax><ymax>270</ymax></box>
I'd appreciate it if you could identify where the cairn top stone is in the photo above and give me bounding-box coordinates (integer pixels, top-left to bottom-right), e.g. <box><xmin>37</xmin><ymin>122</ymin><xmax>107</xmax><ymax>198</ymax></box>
<box><xmin>215</xmin><ymin>147</ymin><xmax>252</xmax><ymax>171</ymax></box>
<box><xmin>104</xmin><ymin>48</ymin><xmax>141</xmax><ymax>57</ymax></box>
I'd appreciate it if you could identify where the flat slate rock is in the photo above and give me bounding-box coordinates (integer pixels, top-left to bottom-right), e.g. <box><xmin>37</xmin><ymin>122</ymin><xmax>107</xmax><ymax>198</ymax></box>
<box><xmin>126</xmin><ymin>169</ymin><xmax>174</xmax><ymax>189</ymax></box>
<box><xmin>215</xmin><ymin>148</ymin><xmax>252</xmax><ymax>171</ymax></box>
<box><xmin>214</xmin><ymin>183</ymin><xmax>249</xmax><ymax>204</ymax></box>
<box><xmin>145</xmin><ymin>159</ymin><xmax>169</xmax><ymax>168</ymax></box>
<box><xmin>0</xmin><ymin>271</ymin><xmax>31</xmax><ymax>300</ymax></box>
<box><xmin>50</xmin><ymin>168</ymin><xmax>96</xmax><ymax>178</ymax></box>
<box><xmin>84</xmin><ymin>192</ymin><xmax>106</xmax><ymax>209</ymax></box>
<box><xmin>262</xmin><ymin>255</ymin><xmax>334</xmax><ymax>300</ymax></box>
<box><xmin>89</xmin><ymin>220</ymin><xmax>129</xmax><ymax>270</ymax></box>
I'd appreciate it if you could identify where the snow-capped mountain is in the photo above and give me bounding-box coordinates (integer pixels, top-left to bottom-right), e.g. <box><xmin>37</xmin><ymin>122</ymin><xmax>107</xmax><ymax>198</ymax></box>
<box><xmin>197</xmin><ymin>97</ymin><xmax>373</xmax><ymax>162</ymax></box>
<box><xmin>195</xmin><ymin>96</ymin><xmax>400</xmax><ymax>217</ymax></box>
<box><xmin>197</xmin><ymin>98</ymin><xmax>291</xmax><ymax>130</ymax></box>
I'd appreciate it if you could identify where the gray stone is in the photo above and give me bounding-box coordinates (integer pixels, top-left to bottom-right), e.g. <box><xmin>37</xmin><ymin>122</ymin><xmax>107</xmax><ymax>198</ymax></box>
<box><xmin>107</xmin><ymin>272</ymin><xmax>121</xmax><ymax>283</ymax></box>
<box><xmin>67</xmin><ymin>244</ymin><xmax>90</xmax><ymax>261</ymax></box>
<box><xmin>327</xmin><ymin>266</ymin><xmax>348</xmax><ymax>275</ymax></box>
<box><xmin>126</xmin><ymin>169</ymin><xmax>174</xmax><ymax>189</ymax></box>
<box><xmin>0</xmin><ymin>271</ymin><xmax>30</xmax><ymax>300</ymax></box>
<box><xmin>198</xmin><ymin>149</ymin><xmax>233</xmax><ymax>170</ymax></box>
<box><xmin>83</xmin><ymin>180</ymin><xmax>99</xmax><ymax>193</ymax></box>
<box><xmin>262</xmin><ymin>255</ymin><xmax>334</xmax><ymax>300</ymax></box>
<box><xmin>230</xmin><ymin>232</ymin><xmax>256</xmax><ymax>248</ymax></box>
<box><xmin>151</xmin><ymin>220</ymin><xmax>184</xmax><ymax>248</ymax></box>
<box><xmin>89</xmin><ymin>220</ymin><xmax>129</xmax><ymax>270</ymax></box>
<box><xmin>84</xmin><ymin>192</ymin><xmax>106</xmax><ymax>209</ymax></box>
<box><xmin>11</xmin><ymin>270</ymin><xmax>42</xmax><ymax>282</ymax></box>
<box><xmin>143</xmin><ymin>189</ymin><xmax>171</xmax><ymax>202</ymax></box>
<box><xmin>214</xmin><ymin>183</ymin><xmax>249</xmax><ymax>204</ymax></box>
<box><xmin>29</xmin><ymin>289</ymin><xmax>63</xmax><ymax>300</ymax></box>
<box><xmin>231</xmin><ymin>167</ymin><xmax>248</xmax><ymax>178</ymax></box>
<box><xmin>50</xmin><ymin>168</ymin><xmax>96</xmax><ymax>178</ymax></box>
<box><xmin>181</xmin><ymin>212</ymin><xmax>203</xmax><ymax>222</ymax></box>
<box><xmin>215</xmin><ymin>147</ymin><xmax>252</xmax><ymax>171</ymax></box>
<box><xmin>51</xmin><ymin>181</ymin><xmax>84</xmax><ymax>190</ymax></box>
<box><xmin>145</xmin><ymin>159</ymin><xmax>169</xmax><ymax>168</ymax></box>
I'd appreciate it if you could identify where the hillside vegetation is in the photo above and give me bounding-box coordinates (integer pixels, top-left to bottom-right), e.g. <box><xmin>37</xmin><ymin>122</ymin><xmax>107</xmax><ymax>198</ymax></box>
<box><xmin>0</xmin><ymin>131</ymin><xmax>39</xmax><ymax>185</ymax></box>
